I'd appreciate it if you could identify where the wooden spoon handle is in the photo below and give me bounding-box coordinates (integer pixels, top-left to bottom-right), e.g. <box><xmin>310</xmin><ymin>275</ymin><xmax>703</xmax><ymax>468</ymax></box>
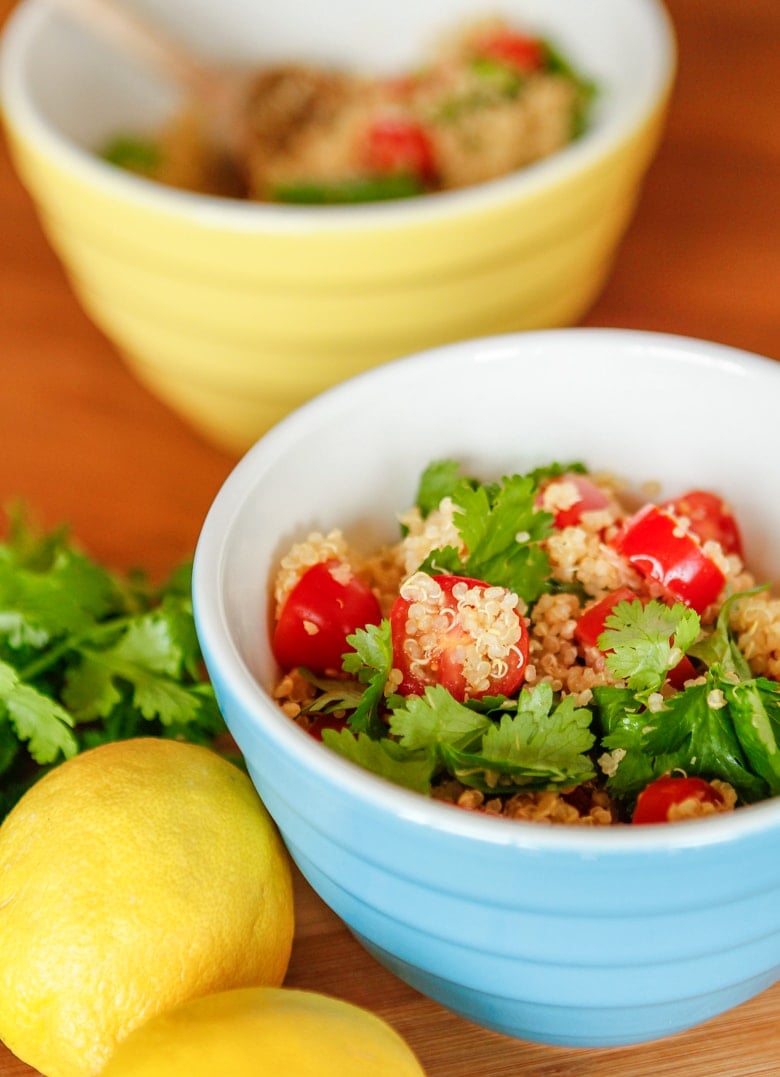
<box><xmin>47</xmin><ymin>0</ymin><xmax>219</xmax><ymax>101</ymax></box>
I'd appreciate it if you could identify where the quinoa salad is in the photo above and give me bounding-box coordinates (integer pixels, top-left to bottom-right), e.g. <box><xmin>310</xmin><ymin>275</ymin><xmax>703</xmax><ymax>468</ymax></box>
<box><xmin>102</xmin><ymin>17</ymin><xmax>594</xmax><ymax>204</ymax></box>
<box><xmin>270</xmin><ymin>460</ymin><xmax>780</xmax><ymax>826</ymax></box>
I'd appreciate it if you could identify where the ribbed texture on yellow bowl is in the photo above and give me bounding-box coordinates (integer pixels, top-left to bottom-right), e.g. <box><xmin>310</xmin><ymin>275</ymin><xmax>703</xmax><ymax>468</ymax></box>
<box><xmin>5</xmin><ymin>102</ymin><xmax>668</xmax><ymax>451</ymax></box>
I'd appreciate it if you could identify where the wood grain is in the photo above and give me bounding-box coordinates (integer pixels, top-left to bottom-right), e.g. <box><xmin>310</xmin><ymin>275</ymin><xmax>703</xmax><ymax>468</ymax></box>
<box><xmin>1</xmin><ymin>0</ymin><xmax>778</xmax><ymax>1073</ymax></box>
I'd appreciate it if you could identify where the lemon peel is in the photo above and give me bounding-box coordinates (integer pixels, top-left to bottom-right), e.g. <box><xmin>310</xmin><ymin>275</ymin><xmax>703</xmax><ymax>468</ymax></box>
<box><xmin>0</xmin><ymin>738</ymin><xmax>294</xmax><ymax>1077</ymax></box>
<box><xmin>100</xmin><ymin>986</ymin><xmax>427</xmax><ymax>1076</ymax></box>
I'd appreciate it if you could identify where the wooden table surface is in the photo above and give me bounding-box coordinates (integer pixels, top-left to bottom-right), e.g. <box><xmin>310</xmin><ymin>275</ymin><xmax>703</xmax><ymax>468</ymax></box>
<box><xmin>1</xmin><ymin>0</ymin><xmax>779</xmax><ymax>1073</ymax></box>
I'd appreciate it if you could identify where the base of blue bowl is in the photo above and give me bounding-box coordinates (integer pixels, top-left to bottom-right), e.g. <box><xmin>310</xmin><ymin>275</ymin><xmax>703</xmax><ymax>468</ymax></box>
<box><xmin>287</xmin><ymin>840</ymin><xmax>776</xmax><ymax>1049</ymax></box>
<box><xmin>352</xmin><ymin>932</ymin><xmax>775</xmax><ymax>1048</ymax></box>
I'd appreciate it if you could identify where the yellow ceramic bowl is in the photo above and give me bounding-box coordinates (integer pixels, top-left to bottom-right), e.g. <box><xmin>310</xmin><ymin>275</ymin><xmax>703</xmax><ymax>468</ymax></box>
<box><xmin>0</xmin><ymin>0</ymin><xmax>675</xmax><ymax>452</ymax></box>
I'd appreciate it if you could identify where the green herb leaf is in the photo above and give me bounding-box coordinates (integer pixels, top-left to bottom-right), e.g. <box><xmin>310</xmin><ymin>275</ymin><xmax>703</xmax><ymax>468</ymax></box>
<box><xmin>272</xmin><ymin>173</ymin><xmax>425</xmax><ymax>204</ymax></box>
<box><xmin>414</xmin><ymin>460</ymin><xmax>470</xmax><ymax>519</ymax></box>
<box><xmin>723</xmin><ymin>678</ymin><xmax>780</xmax><ymax>794</ymax></box>
<box><xmin>0</xmin><ymin>659</ymin><xmax>77</xmax><ymax>764</ymax></box>
<box><xmin>596</xmin><ymin>674</ymin><xmax>769</xmax><ymax>804</ymax></box>
<box><xmin>321</xmin><ymin>727</ymin><xmax>436</xmax><ymax>793</ymax></box>
<box><xmin>101</xmin><ymin>135</ymin><xmax>161</xmax><ymax>176</ymax></box>
<box><xmin>415</xmin><ymin>465</ymin><xmax>554</xmax><ymax>602</ymax></box>
<box><xmin>340</xmin><ymin>621</ymin><xmax>394</xmax><ymax>738</ymax></box>
<box><xmin>688</xmin><ymin>589</ymin><xmax>762</xmax><ymax>679</ymax></box>
<box><xmin>601</xmin><ymin>599</ymin><xmax>701</xmax><ymax>700</ymax></box>
<box><xmin>446</xmin><ymin>684</ymin><xmax>595</xmax><ymax>791</ymax></box>
<box><xmin>389</xmin><ymin>684</ymin><xmax>492</xmax><ymax>751</ymax></box>
<box><xmin>0</xmin><ymin>507</ymin><xmax>226</xmax><ymax>819</ymax></box>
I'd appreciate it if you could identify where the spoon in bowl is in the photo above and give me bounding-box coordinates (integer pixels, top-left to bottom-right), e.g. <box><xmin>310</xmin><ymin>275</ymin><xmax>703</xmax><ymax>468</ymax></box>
<box><xmin>47</xmin><ymin>0</ymin><xmax>255</xmax><ymax>172</ymax></box>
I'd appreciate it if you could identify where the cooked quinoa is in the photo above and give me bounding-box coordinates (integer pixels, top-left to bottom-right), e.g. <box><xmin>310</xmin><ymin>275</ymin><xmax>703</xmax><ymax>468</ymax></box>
<box><xmin>270</xmin><ymin>462</ymin><xmax>780</xmax><ymax>826</ymax></box>
<box><xmin>102</xmin><ymin>17</ymin><xmax>594</xmax><ymax>204</ymax></box>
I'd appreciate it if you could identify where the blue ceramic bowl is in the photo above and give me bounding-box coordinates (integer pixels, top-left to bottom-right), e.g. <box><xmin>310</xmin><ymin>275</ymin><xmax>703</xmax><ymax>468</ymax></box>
<box><xmin>193</xmin><ymin>329</ymin><xmax>780</xmax><ymax>1047</ymax></box>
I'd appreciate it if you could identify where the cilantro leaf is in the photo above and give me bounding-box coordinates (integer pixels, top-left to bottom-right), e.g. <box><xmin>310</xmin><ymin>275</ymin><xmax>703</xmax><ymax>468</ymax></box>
<box><xmin>63</xmin><ymin>608</ymin><xmax>212</xmax><ymax>729</ymax></box>
<box><xmin>688</xmin><ymin>589</ymin><xmax>761</xmax><ymax>679</ymax></box>
<box><xmin>595</xmin><ymin>594</ymin><xmax>780</xmax><ymax>805</ymax></box>
<box><xmin>321</xmin><ymin>727</ymin><xmax>436</xmax><ymax>793</ymax></box>
<box><xmin>341</xmin><ymin>621</ymin><xmax>394</xmax><ymax>738</ymax></box>
<box><xmin>723</xmin><ymin>678</ymin><xmax>780</xmax><ymax>794</ymax></box>
<box><xmin>439</xmin><ymin>684</ymin><xmax>596</xmax><ymax>794</ymax></box>
<box><xmin>0</xmin><ymin>550</ymin><xmax>117</xmax><ymax>653</ymax></box>
<box><xmin>0</xmin><ymin>659</ymin><xmax>77</xmax><ymax>764</ymax></box>
<box><xmin>0</xmin><ymin>507</ymin><xmax>226</xmax><ymax>819</ymax></box>
<box><xmin>641</xmin><ymin>674</ymin><xmax>765</xmax><ymax>801</ymax></box>
<box><xmin>601</xmin><ymin>599</ymin><xmax>701</xmax><ymax>700</ymax></box>
<box><xmin>389</xmin><ymin>684</ymin><xmax>492</xmax><ymax>750</ymax></box>
<box><xmin>593</xmin><ymin>686</ymin><xmax>656</xmax><ymax>798</ymax></box>
<box><xmin>595</xmin><ymin>674</ymin><xmax>769</xmax><ymax>804</ymax></box>
<box><xmin>416</xmin><ymin>467</ymin><xmax>553</xmax><ymax>602</ymax></box>
<box><xmin>414</xmin><ymin>460</ymin><xmax>471</xmax><ymax>519</ymax></box>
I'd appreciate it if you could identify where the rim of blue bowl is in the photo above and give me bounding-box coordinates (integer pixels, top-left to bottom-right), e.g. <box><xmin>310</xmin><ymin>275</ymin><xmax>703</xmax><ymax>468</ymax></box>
<box><xmin>0</xmin><ymin>0</ymin><xmax>676</xmax><ymax>233</ymax></box>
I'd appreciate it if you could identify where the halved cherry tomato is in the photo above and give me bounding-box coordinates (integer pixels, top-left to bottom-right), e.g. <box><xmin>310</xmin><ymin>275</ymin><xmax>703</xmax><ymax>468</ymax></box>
<box><xmin>632</xmin><ymin>774</ymin><xmax>724</xmax><ymax>824</ymax></box>
<box><xmin>574</xmin><ymin>587</ymin><xmax>638</xmax><ymax>649</ymax></box>
<box><xmin>364</xmin><ymin>118</ymin><xmax>437</xmax><ymax>184</ymax></box>
<box><xmin>537</xmin><ymin>473</ymin><xmax>611</xmax><ymax>529</ymax></box>
<box><xmin>660</xmin><ymin>490</ymin><xmax>743</xmax><ymax>558</ymax></box>
<box><xmin>475</xmin><ymin>30</ymin><xmax>546</xmax><ymax>73</ymax></box>
<box><xmin>610</xmin><ymin>504</ymin><xmax>726</xmax><ymax>614</ymax></box>
<box><xmin>272</xmin><ymin>560</ymin><xmax>382</xmax><ymax>674</ymax></box>
<box><xmin>390</xmin><ymin>572</ymin><xmax>528</xmax><ymax>701</ymax></box>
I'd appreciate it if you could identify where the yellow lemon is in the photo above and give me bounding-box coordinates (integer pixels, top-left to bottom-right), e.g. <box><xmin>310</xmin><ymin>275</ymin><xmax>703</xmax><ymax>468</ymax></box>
<box><xmin>100</xmin><ymin>986</ymin><xmax>427</xmax><ymax>1076</ymax></box>
<box><xmin>0</xmin><ymin>738</ymin><xmax>294</xmax><ymax>1077</ymax></box>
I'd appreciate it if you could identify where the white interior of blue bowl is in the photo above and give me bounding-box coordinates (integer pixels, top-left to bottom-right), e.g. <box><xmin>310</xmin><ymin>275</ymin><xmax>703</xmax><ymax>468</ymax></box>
<box><xmin>194</xmin><ymin>328</ymin><xmax>780</xmax><ymax>853</ymax></box>
<box><xmin>0</xmin><ymin>0</ymin><xmax>676</xmax><ymax>229</ymax></box>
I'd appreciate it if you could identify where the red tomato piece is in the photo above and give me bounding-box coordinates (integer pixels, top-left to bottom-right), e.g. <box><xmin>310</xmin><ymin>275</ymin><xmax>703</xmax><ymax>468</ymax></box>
<box><xmin>610</xmin><ymin>504</ymin><xmax>726</xmax><ymax>614</ymax></box>
<box><xmin>475</xmin><ymin>30</ymin><xmax>546</xmax><ymax>72</ymax></box>
<box><xmin>574</xmin><ymin>587</ymin><xmax>639</xmax><ymax>649</ymax></box>
<box><xmin>666</xmin><ymin>654</ymin><xmax>698</xmax><ymax>690</ymax></box>
<box><xmin>390</xmin><ymin>573</ymin><xmax>528</xmax><ymax>702</ymax></box>
<box><xmin>306</xmin><ymin>713</ymin><xmax>346</xmax><ymax>741</ymax></box>
<box><xmin>632</xmin><ymin>775</ymin><xmax>724</xmax><ymax>824</ymax></box>
<box><xmin>272</xmin><ymin>560</ymin><xmax>382</xmax><ymax>674</ymax></box>
<box><xmin>364</xmin><ymin>118</ymin><xmax>437</xmax><ymax>183</ymax></box>
<box><xmin>660</xmin><ymin>490</ymin><xmax>743</xmax><ymax>558</ymax></box>
<box><xmin>537</xmin><ymin>473</ymin><xmax>611</xmax><ymax>529</ymax></box>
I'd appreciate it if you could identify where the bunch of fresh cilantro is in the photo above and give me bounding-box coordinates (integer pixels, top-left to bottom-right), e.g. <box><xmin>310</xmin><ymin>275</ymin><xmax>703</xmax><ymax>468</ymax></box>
<box><xmin>0</xmin><ymin>506</ymin><xmax>226</xmax><ymax>820</ymax></box>
<box><xmin>293</xmin><ymin>460</ymin><xmax>780</xmax><ymax>818</ymax></box>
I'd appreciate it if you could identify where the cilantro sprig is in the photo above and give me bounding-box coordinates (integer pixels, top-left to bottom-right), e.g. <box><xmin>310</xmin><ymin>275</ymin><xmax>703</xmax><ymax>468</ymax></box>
<box><xmin>413</xmin><ymin>459</ymin><xmax>580</xmax><ymax>603</ymax></box>
<box><xmin>593</xmin><ymin>596</ymin><xmax>780</xmax><ymax>805</ymax></box>
<box><xmin>317</xmin><ymin>621</ymin><xmax>596</xmax><ymax>796</ymax></box>
<box><xmin>0</xmin><ymin>507</ymin><xmax>225</xmax><ymax>819</ymax></box>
